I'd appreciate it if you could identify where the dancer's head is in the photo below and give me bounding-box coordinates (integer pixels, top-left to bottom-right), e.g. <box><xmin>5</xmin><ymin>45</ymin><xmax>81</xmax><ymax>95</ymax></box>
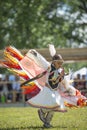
<box><xmin>48</xmin><ymin>44</ymin><xmax>64</xmax><ymax>68</ymax></box>
<box><xmin>52</xmin><ymin>54</ymin><xmax>64</xmax><ymax>68</ymax></box>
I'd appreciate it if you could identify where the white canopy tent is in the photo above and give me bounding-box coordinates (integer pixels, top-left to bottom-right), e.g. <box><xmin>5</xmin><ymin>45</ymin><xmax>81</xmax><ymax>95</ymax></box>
<box><xmin>0</xmin><ymin>74</ymin><xmax>2</xmax><ymax>78</ymax></box>
<box><xmin>72</xmin><ymin>67</ymin><xmax>87</xmax><ymax>78</ymax></box>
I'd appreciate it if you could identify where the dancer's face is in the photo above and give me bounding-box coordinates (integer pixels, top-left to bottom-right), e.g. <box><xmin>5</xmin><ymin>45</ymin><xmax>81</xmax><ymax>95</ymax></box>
<box><xmin>53</xmin><ymin>61</ymin><xmax>63</xmax><ymax>69</ymax></box>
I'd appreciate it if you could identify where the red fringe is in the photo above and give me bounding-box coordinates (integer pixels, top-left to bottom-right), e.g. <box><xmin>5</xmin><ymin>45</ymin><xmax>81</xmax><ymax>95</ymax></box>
<box><xmin>5</xmin><ymin>46</ymin><xmax>23</xmax><ymax>61</ymax></box>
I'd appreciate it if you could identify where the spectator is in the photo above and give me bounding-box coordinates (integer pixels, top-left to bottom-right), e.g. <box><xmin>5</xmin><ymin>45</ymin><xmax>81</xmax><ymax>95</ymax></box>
<box><xmin>81</xmin><ymin>74</ymin><xmax>86</xmax><ymax>89</ymax></box>
<box><xmin>73</xmin><ymin>74</ymin><xmax>82</xmax><ymax>90</ymax></box>
<box><xmin>0</xmin><ymin>75</ymin><xmax>3</xmax><ymax>103</ymax></box>
<box><xmin>9</xmin><ymin>74</ymin><xmax>16</xmax><ymax>89</ymax></box>
<box><xmin>12</xmin><ymin>75</ymin><xmax>20</xmax><ymax>91</ymax></box>
<box><xmin>1</xmin><ymin>93</ymin><xmax>6</xmax><ymax>103</ymax></box>
<box><xmin>2</xmin><ymin>75</ymin><xmax>9</xmax><ymax>101</ymax></box>
<box><xmin>6</xmin><ymin>74</ymin><xmax>13</xmax><ymax>92</ymax></box>
<box><xmin>13</xmin><ymin>75</ymin><xmax>21</xmax><ymax>102</ymax></box>
<box><xmin>0</xmin><ymin>75</ymin><xmax>3</xmax><ymax>94</ymax></box>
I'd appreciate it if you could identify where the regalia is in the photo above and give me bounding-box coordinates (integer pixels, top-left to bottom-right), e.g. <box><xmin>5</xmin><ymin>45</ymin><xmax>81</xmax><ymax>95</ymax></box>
<box><xmin>0</xmin><ymin>45</ymin><xmax>87</xmax><ymax>111</ymax></box>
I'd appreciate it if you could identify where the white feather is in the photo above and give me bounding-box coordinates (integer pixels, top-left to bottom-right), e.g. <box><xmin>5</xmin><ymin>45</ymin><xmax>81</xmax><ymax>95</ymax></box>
<box><xmin>48</xmin><ymin>44</ymin><xmax>56</xmax><ymax>57</ymax></box>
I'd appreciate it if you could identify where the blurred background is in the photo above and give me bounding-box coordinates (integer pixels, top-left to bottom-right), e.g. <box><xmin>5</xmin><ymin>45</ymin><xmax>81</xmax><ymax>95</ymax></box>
<box><xmin>0</xmin><ymin>0</ymin><xmax>87</xmax><ymax>105</ymax></box>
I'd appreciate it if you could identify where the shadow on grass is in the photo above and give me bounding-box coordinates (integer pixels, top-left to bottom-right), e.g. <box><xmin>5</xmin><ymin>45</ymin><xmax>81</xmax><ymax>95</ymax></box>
<box><xmin>0</xmin><ymin>126</ymin><xmax>44</xmax><ymax>130</ymax></box>
<box><xmin>0</xmin><ymin>125</ymin><xmax>79</xmax><ymax>130</ymax></box>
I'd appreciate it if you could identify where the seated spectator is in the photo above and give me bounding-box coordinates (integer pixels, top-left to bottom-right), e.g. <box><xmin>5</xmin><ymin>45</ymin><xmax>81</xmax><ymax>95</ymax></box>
<box><xmin>1</xmin><ymin>93</ymin><xmax>6</xmax><ymax>103</ymax></box>
<box><xmin>0</xmin><ymin>75</ymin><xmax>3</xmax><ymax>93</ymax></box>
<box><xmin>9</xmin><ymin>74</ymin><xmax>16</xmax><ymax>90</ymax></box>
<box><xmin>73</xmin><ymin>77</ymin><xmax>78</xmax><ymax>88</ymax></box>
<box><xmin>7</xmin><ymin>93</ymin><xmax>13</xmax><ymax>103</ymax></box>
<box><xmin>6</xmin><ymin>74</ymin><xmax>13</xmax><ymax>92</ymax></box>
<box><xmin>73</xmin><ymin>74</ymin><xmax>82</xmax><ymax>90</ymax></box>
<box><xmin>13</xmin><ymin>75</ymin><xmax>21</xmax><ymax>102</ymax></box>
<box><xmin>12</xmin><ymin>76</ymin><xmax>20</xmax><ymax>91</ymax></box>
<box><xmin>2</xmin><ymin>75</ymin><xmax>9</xmax><ymax>100</ymax></box>
<box><xmin>81</xmin><ymin>74</ymin><xmax>86</xmax><ymax>89</ymax></box>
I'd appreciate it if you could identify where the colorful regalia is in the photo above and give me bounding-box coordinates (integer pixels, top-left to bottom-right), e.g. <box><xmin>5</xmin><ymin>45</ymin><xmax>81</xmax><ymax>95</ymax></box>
<box><xmin>0</xmin><ymin>46</ymin><xmax>87</xmax><ymax>111</ymax></box>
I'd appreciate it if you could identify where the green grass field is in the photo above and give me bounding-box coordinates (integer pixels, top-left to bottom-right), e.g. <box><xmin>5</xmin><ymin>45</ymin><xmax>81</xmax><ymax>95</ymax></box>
<box><xmin>0</xmin><ymin>106</ymin><xmax>87</xmax><ymax>130</ymax></box>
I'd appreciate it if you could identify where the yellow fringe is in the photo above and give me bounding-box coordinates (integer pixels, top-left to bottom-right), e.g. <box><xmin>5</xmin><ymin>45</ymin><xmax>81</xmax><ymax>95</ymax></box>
<box><xmin>4</xmin><ymin>51</ymin><xmax>18</xmax><ymax>64</ymax></box>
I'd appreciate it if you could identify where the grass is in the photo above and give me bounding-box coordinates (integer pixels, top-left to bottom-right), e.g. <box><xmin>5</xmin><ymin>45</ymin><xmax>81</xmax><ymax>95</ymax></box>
<box><xmin>0</xmin><ymin>106</ymin><xmax>87</xmax><ymax>130</ymax></box>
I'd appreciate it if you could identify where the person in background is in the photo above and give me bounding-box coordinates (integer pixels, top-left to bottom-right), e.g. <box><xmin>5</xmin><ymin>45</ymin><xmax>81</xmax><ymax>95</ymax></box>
<box><xmin>81</xmin><ymin>75</ymin><xmax>86</xmax><ymax>89</ymax></box>
<box><xmin>13</xmin><ymin>76</ymin><xmax>21</xmax><ymax>102</ymax></box>
<box><xmin>3</xmin><ymin>74</ymin><xmax>13</xmax><ymax>103</ymax></box>
<box><xmin>73</xmin><ymin>74</ymin><xmax>82</xmax><ymax>90</ymax></box>
<box><xmin>0</xmin><ymin>75</ymin><xmax>3</xmax><ymax>102</ymax></box>
<box><xmin>2</xmin><ymin>75</ymin><xmax>9</xmax><ymax>102</ymax></box>
<box><xmin>80</xmin><ymin>74</ymin><xmax>86</xmax><ymax>96</ymax></box>
<box><xmin>0</xmin><ymin>75</ymin><xmax>3</xmax><ymax>94</ymax></box>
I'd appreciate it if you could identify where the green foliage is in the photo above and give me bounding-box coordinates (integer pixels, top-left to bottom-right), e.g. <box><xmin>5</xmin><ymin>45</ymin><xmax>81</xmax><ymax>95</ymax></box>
<box><xmin>0</xmin><ymin>1</ymin><xmax>87</xmax><ymax>73</ymax></box>
<box><xmin>0</xmin><ymin>107</ymin><xmax>87</xmax><ymax>130</ymax></box>
<box><xmin>64</xmin><ymin>61</ymin><xmax>87</xmax><ymax>72</ymax></box>
<box><xmin>0</xmin><ymin>1</ymin><xmax>87</xmax><ymax>49</ymax></box>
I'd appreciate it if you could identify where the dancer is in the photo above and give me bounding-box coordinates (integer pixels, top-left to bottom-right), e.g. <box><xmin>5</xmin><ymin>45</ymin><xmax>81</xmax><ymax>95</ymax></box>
<box><xmin>0</xmin><ymin>44</ymin><xmax>87</xmax><ymax>128</ymax></box>
<box><xmin>38</xmin><ymin>53</ymin><xmax>67</xmax><ymax>128</ymax></box>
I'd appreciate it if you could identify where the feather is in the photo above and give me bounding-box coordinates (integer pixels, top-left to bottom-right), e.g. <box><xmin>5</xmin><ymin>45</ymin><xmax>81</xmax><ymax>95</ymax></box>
<box><xmin>5</xmin><ymin>46</ymin><xmax>24</xmax><ymax>60</ymax></box>
<box><xmin>4</xmin><ymin>51</ymin><xmax>19</xmax><ymax>64</ymax></box>
<box><xmin>23</xmin><ymin>85</ymin><xmax>40</xmax><ymax>97</ymax></box>
<box><xmin>8</xmin><ymin>69</ymin><xmax>29</xmax><ymax>80</ymax></box>
<box><xmin>0</xmin><ymin>61</ymin><xmax>21</xmax><ymax>69</ymax></box>
<box><xmin>48</xmin><ymin>44</ymin><xmax>56</xmax><ymax>57</ymax></box>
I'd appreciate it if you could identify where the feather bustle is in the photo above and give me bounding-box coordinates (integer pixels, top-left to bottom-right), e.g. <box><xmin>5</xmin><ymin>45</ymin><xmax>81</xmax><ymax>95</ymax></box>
<box><xmin>48</xmin><ymin>44</ymin><xmax>56</xmax><ymax>57</ymax></box>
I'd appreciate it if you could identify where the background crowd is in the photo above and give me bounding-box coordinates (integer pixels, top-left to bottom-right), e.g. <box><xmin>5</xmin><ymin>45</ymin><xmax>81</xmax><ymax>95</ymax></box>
<box><xmin>0</xmin><ymin>72</ymin><xmax>87</xmax><ymax>103</ymax></box>
<box><xmin>0</xmin><ymin>74</ymin><xmax>21</xmax><ymax>103</ymax></box>
<box><xmin>73</xmin><ymin>73</ymin><xmax>87</xmax><ymax>97</ymax></box>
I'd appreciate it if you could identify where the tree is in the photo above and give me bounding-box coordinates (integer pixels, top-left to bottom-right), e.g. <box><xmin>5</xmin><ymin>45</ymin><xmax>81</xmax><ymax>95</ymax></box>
<box><xmin>0</xmin><ymin>0</ymin><xmax>87</xmax><ymax>49</ymax></box>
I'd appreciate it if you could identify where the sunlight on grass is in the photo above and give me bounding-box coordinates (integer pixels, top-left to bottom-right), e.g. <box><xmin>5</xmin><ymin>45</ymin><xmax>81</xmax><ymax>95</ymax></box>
<box><xmin>0</xmin><ymin>107</ymin><xmax>87</xmax><ymax>130</ymax></box>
